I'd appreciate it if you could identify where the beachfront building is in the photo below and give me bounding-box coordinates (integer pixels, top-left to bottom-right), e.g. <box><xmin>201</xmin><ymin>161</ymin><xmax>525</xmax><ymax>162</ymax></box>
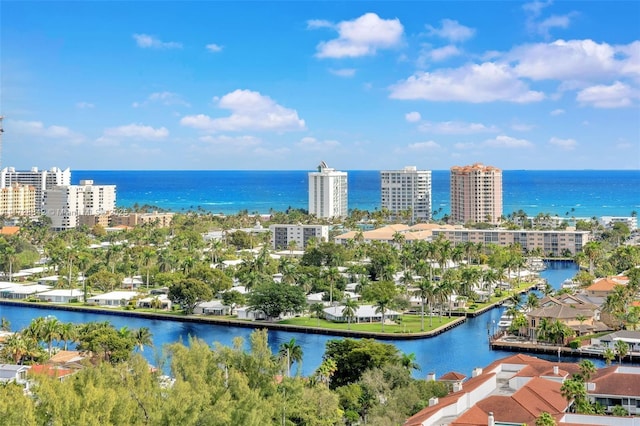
<box><xmin>430</xmin><ymin>228</ymin><xmax>590</xmax><ymax>256</ymax></box>
<box><xmin>269</xmin><ymin>223</ymin><xmax>329</xmax><ymax>250</ymax></box>
<box><xmin>110</xmin><ymin>211</ymin><xmax>174</xmax><ymax>228</ymax></box>
<box><xmin>0</xmin><ymin>166</ymin><xmax>71</xmax><ymax>212</ymax></box>
<box><xmin>0</xmin><ymin>183</ymin><xmax>36</xmax><ymax>216</ymax></box>
<box><xmin>450</xmin><ymin>163</ymin><xmax>502</xmax><ymax>225</ymax></box>
<box><xmin>599</xmin><ymin>216</ymin><xmax>638</xmax><ymax>230</ymax></box>
<box><xmin>380</xmin><ymin>166</ymin><xmax>432</xmax><ymax>223</ymax></box>
<box><xmin>43</xmin><ymin>180</ymin><xmax>116</xmax><ymax>231</ymax></box>
<box><xmin>308</xmin><ymin>161</ymin><xmax>348</xmax><ymax>219</ymax></box>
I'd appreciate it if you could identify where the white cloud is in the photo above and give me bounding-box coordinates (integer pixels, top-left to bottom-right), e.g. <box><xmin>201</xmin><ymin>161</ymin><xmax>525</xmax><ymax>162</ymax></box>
<box><xmin>103</xmin><ymin>123</ymin><xmax>169</xmax><ymax>140</ymax></box>
<box><xmin>510</xmin><ymin>39</ymin><xmax>638</xmax><ymax>82</ymax></box>
<box><xmin>315</xmin><ymin>13</ymin><xmax>403</xmax><ymax>58</ymax></box>
<box><xmin>198</xmin><ymin>135</ymin><xmax>260</xmax><ymax>146</ymax></box>
<box><xmin>390</xmin><ymin>62</ymin><xmax>544</xmax><ymax>103</ymax></box>
<box><xmin>205</xmin><ymin>43</ymin><xmax>223</xmax><ymax>53</ymax></box>
<box><xmin>510</xmin><ymin>123</ymin><xmax>535</xmax><ymax>132</ymax></box>
<box><xmin>550</xmin><ymin>108</ymin><xmax>565</xmax><ymax>116</ymax></box>
<box><xmin>180</xmin><ymin>89</ymin><xmax>306</xmax><ymax>133</ymax></box>
<box><xmin>408</xmin><ymin>140</ymin><xmax>440</xmax><ymax>150</ymax></box>
<box><xmin>549</xmin><ymin>136</ymin><xmax>577</xmax><ymax>150</ymax></box>
<box><xmin>329</xmin><ymin>68</ymin><xmax>356</xmax><ymax>77</ymax></box>
<box><xmin>522</xmin><ymin>0</ymin><xmax>552</xmax><ymax>18</ymax></box>
<box><xmin>133</xmin><ymin>33</ymin><xmax>182</xmax><ymax>49</ymax></box>
<box><xmin>8</xmin><ymin>119</ymin><xmax>83</xmax><ymax>143</ymax></box>
<box><xmin>76</xmin><ymin>101</ymin><xmax>94</xmax><ymax>109</ymax></box>
<box><xmin>307</xmin><ymin>19</ymin><xmax>333</xmax><ymax>29</ymax></box>
<box><xmin>297</xmin><ymin>137</ymin><xmax>340</xmax><ymax>150</ymax></box>
<box><xmin>426</xmin><ymin>19</ymin><xmax>475</xmax><ymax>42</ymax></box>
<box><xmin>133</xmin><ymin>91</ymin><xmax>190</xmax><ymax>108</ymax></box>
<box><xmin>418</xmin><ymin>120</ymin><xmax>499</xmax><ymax>134</ymax></box>
<box><xmin>536</xmin><ymin>14</ymin><xmax>573</xmax><ymax>37</ymax></box>
<box><xmin>483</xmin><ymin>135</ymin><xmax>533</xmax><ymax>148</ymax></box>
<box><xmin>405</xmin><ymin>112</ymin><xmax>422</xmax><ymax>123</ymax></box>
<box><xmin>576</xmin><ymin>81</ymin><xmax>637</xmax><ymax>108</ymax></box>
<box><xmin>428</xmin><ymin>45</ymin><xmax>461</xmax><ymax>62</ymax></box>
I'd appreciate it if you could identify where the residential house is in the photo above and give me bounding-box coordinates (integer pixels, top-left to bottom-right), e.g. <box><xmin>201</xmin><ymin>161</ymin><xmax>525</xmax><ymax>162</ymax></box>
<box><xmin>593</xmin><ymin>330</ymin><xmax>640</xmax><ymax>355</ymax></box>
<box><xmin>37</xmin><ymin>289</ymin><xmax>84</xmax><ymax>303</ymax></box>
<box><xmin>585</xmin><ymin>276</ymin><xmax>628</xmax><ymax>298</ymax></box>
<box><xmin>136</xmin><ymin>294</ymin><xmax>172</xmax><ymax>310</ymax></box>
<box><xmin>193</xmin><ymin>300</ymin><xmax>231</xmax><ymax>315</ymax></box>
<box><xmin>0</xmin><ymin>364</ymin><xmax>30</xmax><ymax>386</ymax></box>
<box><xmin>87</xmin><ymin>291</ymin><xmax>139</xmax><ymax>307</ymax></box>
<box><xmin>323</xmin><ymin>305</ymin><xmax>400</xmax><ymax>323</ymax></box>
<box><xmin>0</xmin><ymin>284</ymin><xmax>52</xmax><ymax>299</ymax></box>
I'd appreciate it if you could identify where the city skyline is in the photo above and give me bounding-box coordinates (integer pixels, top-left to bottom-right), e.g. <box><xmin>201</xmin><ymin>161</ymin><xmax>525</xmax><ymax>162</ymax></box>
<box><xmin>2</xmin><ymin>1</ymin><xmax>639</xmax><ymax>171</ymax></box>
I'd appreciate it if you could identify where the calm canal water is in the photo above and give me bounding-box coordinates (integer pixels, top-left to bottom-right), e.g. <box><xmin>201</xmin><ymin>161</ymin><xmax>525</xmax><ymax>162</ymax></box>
<box><xmin>1</xmin><ymin>261</ymin><xmax>602</xmax><ymax>377</ymax></box>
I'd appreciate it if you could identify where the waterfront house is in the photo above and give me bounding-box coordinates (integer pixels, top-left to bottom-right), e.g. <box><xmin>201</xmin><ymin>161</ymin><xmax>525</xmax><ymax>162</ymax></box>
<box><xmin>0</xmin><ymin>284</ymin><xmax>52</xmax><ymax>299</ymax></box>
<box><xmin>593</xmin><ymin>330</ymin><xmax>640</xmax><ymax>355</ymax></box>
<box><xmin>236</xmin><ymin>307</ymin><xmax>266</xmax><ymax>320</ymax></box>
<box><xmin>323</xmin><ymin>304</ymin><xmax>400</xmax><ymax>323</ymax></box>
<box><xmin>586</xmin><ymin>365</ymin><xmax>640</xmax><ymax>415</ymax></box>
<box><xmin>87</xmin><ymin>291</ymin><xmax>139</xmax><ymax>307</ymax></box>
<box><xmin>0</xmin><ymin>364</ymin><xmax>30</xmax><ymax>386</ymax></box>
<box><xmin>193</xmin><ymin>300</ymin><xmax>231</xmax><ymax>315</ymax></box>
<box><xmin>29</xmin><ymin>364</ymin><xmax>75</xmax><ymax>381</ymax></box>
<box><xmin>585</xmin><ymin>276</ymin><xmax>628</xmax><ymax>298</ymax></box>
<box><xmin>136</xmin><ymin>294</ymin><xmax>172</xmax><ymax>310</ymax></box>
<box><xmin>36</xmin><ymin>289</ymin><xmax>84</xmax><ymax>303</ymax></box>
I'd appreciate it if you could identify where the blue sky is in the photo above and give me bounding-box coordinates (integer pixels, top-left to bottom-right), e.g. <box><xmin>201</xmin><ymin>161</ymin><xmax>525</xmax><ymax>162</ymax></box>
<box><xmin>2</xmin><ymin>1</ymin><xmax>639</xmax><ymax>170</ymax></box>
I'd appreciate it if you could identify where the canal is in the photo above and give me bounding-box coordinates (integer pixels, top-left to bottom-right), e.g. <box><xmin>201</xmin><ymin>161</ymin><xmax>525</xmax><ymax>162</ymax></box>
<box><xmin>0</xmin><ymin>261</ymin><xmax>590</xmax><ymax>377</ymax></box>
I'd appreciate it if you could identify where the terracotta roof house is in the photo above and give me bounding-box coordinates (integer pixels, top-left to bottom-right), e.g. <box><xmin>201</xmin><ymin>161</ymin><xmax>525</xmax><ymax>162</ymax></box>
<box><xmin>585</xmin><ymin>277</ymin><xmax>626</xmax><ymax>298</ymax></box>
<box><xmin>404</xmin><ymin>354</ymin><xmax>636</xmax><ymax>426</ymax></box>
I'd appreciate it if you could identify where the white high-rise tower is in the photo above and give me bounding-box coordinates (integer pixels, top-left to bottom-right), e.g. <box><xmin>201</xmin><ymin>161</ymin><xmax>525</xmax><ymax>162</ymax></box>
<box><xmin>308</xmin><ymin>161</ymin><xmax>348</xmax><ymax>219</ymax></box>
<box><xmin>380</xmin><ymin>166</ymin><xmax>432</xmax><ymax>223</ymax></box>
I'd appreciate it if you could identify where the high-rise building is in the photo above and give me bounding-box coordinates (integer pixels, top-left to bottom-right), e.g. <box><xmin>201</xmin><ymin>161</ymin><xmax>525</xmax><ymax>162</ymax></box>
<box><xmin>308</xmin><ymin>161</ymin><xmax>348</xmax><ymax>219</ymax></box>
<box><xmin>380</xmin><ymin>166</ymin><xmax>432</xmax><ymax>223</ymax></box>
<box><xmin>0</xmin><ymin>166</ymin><xmax>71</xmax><ymax>212</ymax></box>
<box><xmin>450</xmin><ymin>163</ymin><xmax>502</xmax><ymax>224</ymax></box>
<box><xmin>0</xmin><ymin>184</ymin><xmax>36</xmax><ymax>217</ymax></box>
<box><xmin>43</xmin><ymin>180</ymin><xmax>116</xmax><ymax>230</ymax></box>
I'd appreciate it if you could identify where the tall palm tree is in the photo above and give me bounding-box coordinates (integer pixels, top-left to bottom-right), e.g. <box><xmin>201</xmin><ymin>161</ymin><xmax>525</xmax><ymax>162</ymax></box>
<box><xmin>374</xmin><ymin>297</ymin><xmax>392</xmax><ymax>332</ymax></box>
<box><xmin>41</xmin><ymin>318</ymin><xmax>63</xmax><ymax>357</ymax></box>
<box><xmin>342</xmin><ymin>298</ymin><xmax>359</xmax><ymax>330</ymax></box>
<box><xmin>414</xmin><ymin>278</ymin><xmax>436</xmax><ymax>330</ymax></box>
<box><xmin>323</xmin><ymin>267</ymin><xmax>341</xmax><ymax>305</ymax></box>
<box><xmin>310</xmin><ymin>303</ymin><xmax>325</xmax><ymax>326</ymax></box>
<box><xmin>614</xmin><ymin>340</ymin><xmax>629</xmax><ymax>364</ymax></box>
<box><xmin>59</xmin><ymin>322</ymin><xmax>77</xmax><ymax>351</ymax></box>
<box><xmin>400</xmin><ymin>352</ymin><xmax>420</xmax><ymax>372</ymax></box>
<box><xmin>279</xmin><ymin>338</ymin><xmax>303</xmax><ymax>377</ymax></box>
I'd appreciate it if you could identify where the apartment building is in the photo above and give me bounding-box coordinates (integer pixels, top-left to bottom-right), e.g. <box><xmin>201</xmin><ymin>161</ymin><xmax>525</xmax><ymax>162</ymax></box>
<box><xmin>308</xmin><ymin>161</ymin><xmax>348</xmax><ymax>219</ymax></box>
<box><xmin>0</xmin><ymin>166</ymin><xmax>71</xmax><ymax>212</ymax></box>
<box><xmin>269</xmin><ymin>224</ymin><xmax>329</xmax><ymax>250</ymax></box>
<box><xmin>0</xmin><ymin>184</ymin><xmax>36</xmax><ymax>216</ymax></box>
<box><xmin>450</xmin><ymin>163</ymin><xmax>502</xmax><ymax>224</ymax></box>
<box><xmin>43</xmin><ymin>180</ymin><xmax>116</xmax><ymax>230</ymax></box>
<box><xmin>110</xmin><ymin>212</ymin><xmax>174</xmax><ymax>228</ymax></box>
<box><xmin>431</xmin><ymin>228</ymin><xmax>590</xmax><ymax>256</ymax></box>
<box><xmin>380</xmin><ymin>166</ymin><xmax>432</xmax><ymax>223</ymax></box>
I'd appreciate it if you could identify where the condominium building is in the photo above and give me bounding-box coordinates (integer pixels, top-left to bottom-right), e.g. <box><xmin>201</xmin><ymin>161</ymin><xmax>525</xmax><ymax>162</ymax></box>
<box><xmin>269</xmin><ymin>224</ymin><xmax>329</xmax><ymax>250</ymax></box>
<box><xmin>110</xmin><ymin>212</ymin><xmax>175</xmax><ymax>228</ymax></box>
<box><xmin>380</xmin><ymin>166</ymin><xmax>432</xmax><ymax>223</ymax></box>
<box><xmin>431</xmin><ymin>228</ymin><xmax>590</xmax><ymax>256</ymax></box>
<box><xmin>0</xmin><ymin>167</ymin><xmax>71</xmax><ymax>212</ymax></box>
<box><xmin>0</xmin><ymin>184</ymin><xmax>36</xmax><ymax>216</ymax></box>
<box><xmin>43</xmin><ymin>180</ymin><xmax>116</xmax><ymax>230</ymax></box>
<box><xmin>308</xmin><ymin>161</ymin><xmax>348</xmax><ymax>219</ymax></box>
<box><xmin>450</xmin><ymin>163</ymin><xmax>502</xmax><ymax>224</ymax></box>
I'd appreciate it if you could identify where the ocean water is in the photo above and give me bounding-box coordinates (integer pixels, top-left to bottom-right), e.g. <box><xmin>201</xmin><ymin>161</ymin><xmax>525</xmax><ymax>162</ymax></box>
<box><xmin>74</xmin><ymin>170</ymin><xmax>640</xmax><ymax>219</ymax></box>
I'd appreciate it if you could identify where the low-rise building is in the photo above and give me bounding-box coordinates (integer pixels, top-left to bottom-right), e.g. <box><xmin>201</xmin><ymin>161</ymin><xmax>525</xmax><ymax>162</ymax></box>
<box><xmin>431</xmin><ymin>228</ymin><xmax>590</xmax><ymax>256</ymax></box>
<box><xmin>110</xmin><ymin>211</ymin><xmax>174</xmax><ymax>228</ymax></box>
<box><xmin>269</xmin><ymin>223</ymin><xmax>329</xmax><ymax>250</ymax></box>
<box><xmin>323</xmin><ymin>305</ymin><xmax>400</xmax><ymax>323</ymax></box>
<box><xmin>87</xmin><ymin>291</ymin><xmax>139</xmax><ymax>307</ymax></box>
<box><xmin>36</xmin><ymin>289</ymin><xmax>84</xmax><ymax>303</ymax></box>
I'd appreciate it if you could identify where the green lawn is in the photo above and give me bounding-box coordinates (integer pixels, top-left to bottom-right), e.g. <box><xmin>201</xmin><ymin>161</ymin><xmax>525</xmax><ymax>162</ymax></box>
<box><xmin>279</xmin><ymin>314</ymin><xmax>460</xmax><ymax>334</ymax></box>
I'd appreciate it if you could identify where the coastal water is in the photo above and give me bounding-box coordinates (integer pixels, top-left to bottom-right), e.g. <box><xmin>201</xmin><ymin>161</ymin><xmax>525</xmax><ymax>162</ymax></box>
<box><xmin>74</xmin><ymin>170</ymin><xmax>640</xmax><ymax>219</ymax></box>
<box><xmin>0</xmin><ymin>261</ymin><xmax>609</xmax><ymax>377</ymax></box>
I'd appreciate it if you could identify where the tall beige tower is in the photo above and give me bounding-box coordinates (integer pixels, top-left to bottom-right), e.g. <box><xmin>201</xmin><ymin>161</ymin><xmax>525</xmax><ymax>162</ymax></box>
<box><xmin>450</xmin><ymin>163</ymin><xmax>502</xmax><ymax>224</ymax></box>
<box><xmin>380</xmin><ymin>166</ymin><xmax>432</xmax><ymax>223</ymax></box>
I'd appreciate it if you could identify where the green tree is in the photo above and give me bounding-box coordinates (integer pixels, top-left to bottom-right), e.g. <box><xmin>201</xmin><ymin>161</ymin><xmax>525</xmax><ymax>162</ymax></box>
<box><xmin>310</xmin><ymin>302</ymin><xmax>326</xmax><ymax>326</ymax></box>
<box><xmin>342</xmin><ymin>298</ymin><xmax>359</xmax><ymax>330</ymax></box>
<box><xmin>535</xmin><ymin>412</ymin><xmax>557</xmax><ymax>426</ymax></box>
<box><xmin>614</xmin><ymin>340</ymin><xmax>629</xmax><ymax>364</ymax></box>
<box><xmin>133</xmin><ymin>327</ymin><xmax>153</xmax><ymax>352</ymax></box>
<box><xmin>168</xmin><ymin>278</ymin><xmax>213</xmax><ymax>314</ymax></box>
<box><xmin>248</xmin><ymin>281</ymin><xmax>306</xmax><ymax>320</ymax></box>
<box><xmin>278</xmin><ymin>338</ymin><xmax>303</xmax><ymax>377</ymax></box>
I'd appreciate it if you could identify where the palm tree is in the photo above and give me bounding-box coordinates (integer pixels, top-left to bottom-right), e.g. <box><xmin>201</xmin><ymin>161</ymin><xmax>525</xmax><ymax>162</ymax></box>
<box><xmin>310</xmin><ymin>303</ymin><xmax>325</xmax><ymax>326</ymax></box>
<box><xmin>414</xmin><ymin>278</ymin><xmax>436</xmax><ymax>330</ymax></box>
<box><xmin>41</xmin><ymin>317</ymin><xmax>63</xmax><ymax>357</ymax></box>
<box><xmin>59</xmin><ymin>322</ymin><xmax>77</xmax><ymax>351</ymax></box>
<box><xmin>374</xmin><ymin>297</ymin><xmax>392</xmax><ymax>332</ymax></box>
<box><xmin>342</xmin><ymin>298</ymin><xmax>358</xmax><ymax>330</ymax></box>
<box><xmin>400</xmin><ymin>352</ymin><xmax>420</xmax><ymax>371</ymax></box>
<box><xmin>324</xmin><ymin>267</ymin><xmax>341</xmax><ymax>305</ymax></box>
<box><xmin>0</xmin><ymin>317</ymin><xmax>10</xmax><ymax>332</ymax></box>
<box><xmin>133</xmin><ymin>327</ymin><xmax>153</xmax><ymax>352</ymax></box>
<box><xmin>614</xmin><ymin>340</ymin><xmax>629</xmax><ymax>364</ymax></box>
<box><xmin>279</xmin><ymin>338</ymin><xmax>303</xmax><ymax>377</ymax></box>
<box><xmin>525</xmin><ymin>292</ymin><xmax>540</xmax><ymax>312</ymax></box>
<box><xmin>141</xmin><ymin>248</ymin><xmax>155</xmax><ymax>288</ymax></box>
<box><xmin>578</xmin><ymin>359</ymin><xmax>596</xmax><ymax>382</ymax></box>
<box><xmin>2</xmin><ymin>333</ymin><xmax>27</xmax><ymax>364</ymax></box>
<box><xmin>603</xmin><ymin>348</ymin><xmax>615</xmax><ymax>365</ymax></box>
<box><xmin>535</xmin><ymin>412</ymin><xmax>557</xmax><ymax>426</ymax></box>
<box><xmin>314</xmin><ymin>358</ymin><xmax>337</xmax><ymax>386</ymax></box>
